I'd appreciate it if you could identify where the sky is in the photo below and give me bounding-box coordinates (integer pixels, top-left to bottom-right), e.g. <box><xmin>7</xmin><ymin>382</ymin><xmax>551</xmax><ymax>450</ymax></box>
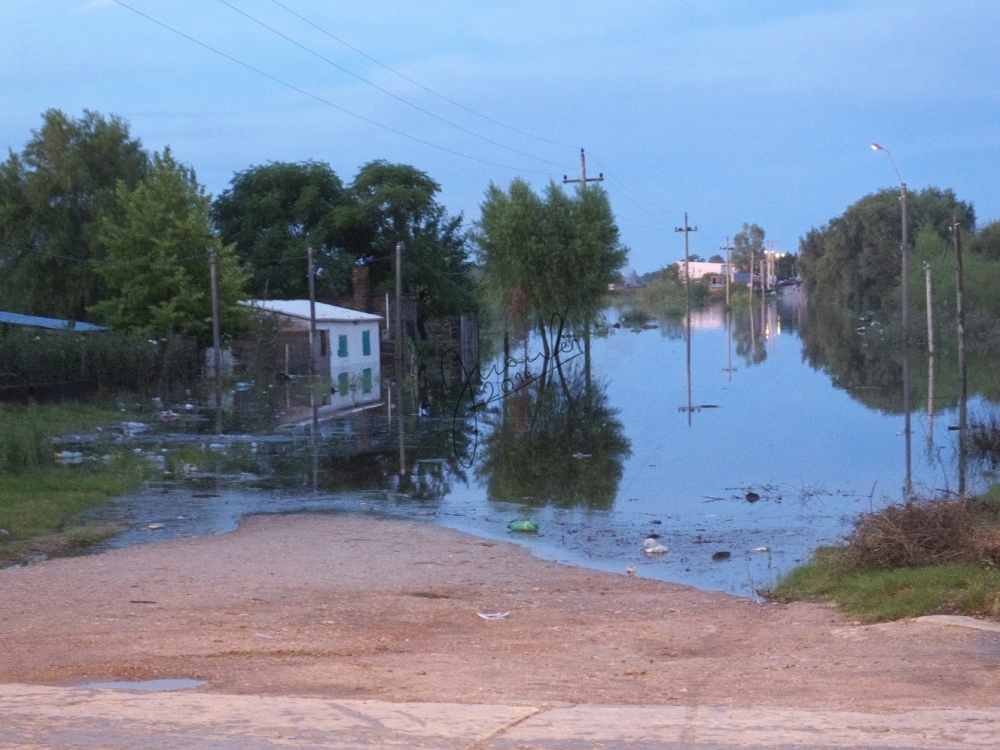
<box><xmin>3</xmin><ymin>0</ymin><xmax>999</xmax><ymax>274</ymax></box>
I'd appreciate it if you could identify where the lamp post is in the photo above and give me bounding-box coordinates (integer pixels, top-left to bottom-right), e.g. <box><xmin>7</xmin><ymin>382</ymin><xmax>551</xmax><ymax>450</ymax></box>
<box><xmin>871</xmin><ymin>143</ymin><xmax>912</xmax><ymax>496</ymax></box>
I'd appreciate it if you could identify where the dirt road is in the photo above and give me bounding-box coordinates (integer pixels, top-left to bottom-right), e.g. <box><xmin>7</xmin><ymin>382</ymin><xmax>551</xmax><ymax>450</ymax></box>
<box><xmin>2</xmin><ymin>513</ymin><xmax>998</xmax><ymax>712</ymax></box>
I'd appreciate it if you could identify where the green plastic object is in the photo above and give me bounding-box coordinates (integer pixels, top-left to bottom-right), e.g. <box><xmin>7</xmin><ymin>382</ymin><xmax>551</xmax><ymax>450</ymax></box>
<box><xmin>507</xmin><ymin>518</ymin><xmax>539</xmax><ymax>533</ymax></box>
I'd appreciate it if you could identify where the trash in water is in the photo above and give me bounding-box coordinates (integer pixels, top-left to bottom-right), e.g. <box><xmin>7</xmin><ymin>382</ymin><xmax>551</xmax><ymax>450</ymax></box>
<box><xmin>477</xmin><ymin>611</ymin><xmax>510</xmax><ymax>620</ymax></box>
<box><xmin>746</xmin><ymin>491</ymin><xmax>761</xmax><ymax>503</ymax></box>
<box><xmin>147</xmin><ymin>523</ymin><xmax>164</xmax><ymax>531</ymax></box>
<box><xmin>626</xmin><ymin>564</ymin><xmax>636</xmax><ymax>577</ymax></box>
<box><xmin>754</xmin><ymin>546</ymin><xmax>771</xmax><ymax>552</ymax></box>
<box><xmin>121</xmin><ymin>421</ymin><xmax>148</xmax><ymax>435</ymax></box>
<box><xmin>507</xmin><ymin>519</ymin><xmax>539</xmax><ymax>533</ymax></box>
<box><xmin>712</xmin><ymin>551</ymin><xmax>731</xmax><ymax>561</ymax></box>
<box><xmin>643</xmin><ymin>538</ymin><xmax>668</xmax><ymax>554</ymax></box>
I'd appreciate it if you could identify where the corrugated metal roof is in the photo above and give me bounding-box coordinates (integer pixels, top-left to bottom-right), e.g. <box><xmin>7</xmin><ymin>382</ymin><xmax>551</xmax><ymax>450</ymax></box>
<box><xmin>241</xmin><ymin>300</ymin><xmax>383</xmax><ymax>323</ymax></box>
<box><xmin>0</xmin><ymin>311</ymin><xmax>107</xmax><ymax>332</ymax></box>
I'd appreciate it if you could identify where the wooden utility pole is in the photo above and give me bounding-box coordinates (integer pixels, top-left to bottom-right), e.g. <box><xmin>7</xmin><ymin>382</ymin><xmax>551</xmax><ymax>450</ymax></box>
<box><xmin>924</xmin><ymin>261</ymin><xmax>934</xmax><ymax>450</ymax></box>
<box><xmin>675</xmin><ymin>214</ymin><xmax>698</xmax><ymax>298</ymax></box>
<box><xmin>209</xmin><ymin>249</ymin><xmax>223</xmax><ymax>435</ymax></box>
<box><xmin>563</xmin><ymin>148</ymin><xmax>604</xmax><ymax>387</ymax></box>
<box><xmin>394</xmin><ymin>241</ymin><xmax>405</xmax><ymax>478</ymax></box>
<box><xmin>307</xmin><ymin>246</ymin><xmax>318</xmax><ymax>432</ymax></box>
<box><xmin>953</xmin><ymin>216</ymin><xmax>967</xmax><ymax>496</ymax></box>
<box><xmin>562</xmin><ymin>148</ymin><xmax>604</xmax><ymax>189</ymax></box>
<box><xmin>722</xmin><ymin>238</ymin><xmax>732</xmax><ymax>307</ymax></box>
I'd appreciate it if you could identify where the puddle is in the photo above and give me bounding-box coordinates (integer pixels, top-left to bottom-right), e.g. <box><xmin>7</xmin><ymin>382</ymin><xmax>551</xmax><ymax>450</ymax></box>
<box><xmin>78</xmin><ymin>678</ymin><xmax>206</xmax><ymax>692</ymax></box>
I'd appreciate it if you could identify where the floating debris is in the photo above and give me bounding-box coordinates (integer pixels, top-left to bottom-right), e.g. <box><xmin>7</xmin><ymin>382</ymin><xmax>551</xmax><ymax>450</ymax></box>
<box><xmin>507</xmin><ymin>518</ymin><xmax>539</xmax><ymax>533</ymax></box>
<box><xmin>643</xmin><ymin>538</ymin><xmax>668</xmax><ymax>554</ymax></box>
<box><xmin>754</xmin><ymin>546</ymin><xmax>771</xmax><ymax>553</ymax></box>
<box><xmin>712</xmin><ymin>551</ymin><xmax>731</xmax><ymax>561</ymax></box>
<box><xmin>147</xmin><ymin>523</ymin><xmax>165</xmax><ymax>531</ymax></box>
<box><xmin>626</xmin><ymin>564</ymin><xmax>636</xmax><ymax>577</ymax></box>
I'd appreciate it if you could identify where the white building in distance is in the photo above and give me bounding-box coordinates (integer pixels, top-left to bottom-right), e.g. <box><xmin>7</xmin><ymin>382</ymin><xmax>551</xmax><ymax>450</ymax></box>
<box><xmin>241</xmin><ymin>300</ymin><xmax>383</xmax><ymax>410</ymax></box>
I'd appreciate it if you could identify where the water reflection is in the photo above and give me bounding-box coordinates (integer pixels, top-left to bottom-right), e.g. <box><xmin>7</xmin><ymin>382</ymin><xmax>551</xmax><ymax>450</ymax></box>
<box><xmin>475</xmin><ymin>369</ymin><xmax>631</xmax><ymax>510</ymax></box>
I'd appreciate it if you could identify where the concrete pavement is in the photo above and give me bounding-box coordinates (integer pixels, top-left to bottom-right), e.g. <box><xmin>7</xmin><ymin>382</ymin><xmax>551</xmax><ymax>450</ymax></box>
<box><xmin>2</xmin><ymin>684</ymin><xmax>999</xmax><ymax>749</ymax></box>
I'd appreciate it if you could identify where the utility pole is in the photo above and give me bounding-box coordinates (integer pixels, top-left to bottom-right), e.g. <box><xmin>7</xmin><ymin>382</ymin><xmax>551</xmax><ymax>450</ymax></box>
<box><xmin>209</xmin><ymin>248</ymin><xmax>223</xmax><ymax>435</ymax></box>
<box><xmin>562</xmin><ymin>148</ymin><xmax>604</xmax><ymax>189</ymax></box>
<box><xmin>395</xmin><ymin>241</ymin><xmax>406</xmax><ymax>478</ymax></box>
<box><xmin>953</xmin><ymin>216</ymin><xmax>967</xmax><ymax>496</ymax></box>
<box><xmin>722</xmin><ymin>238</ymin><xmax>732</xmax><ymax>307</ymax></box>
<box><xmin>307</xmin><ymin>245</ymin><xmax>318</xmax><ymax>432</ymax></box>
<box><xmin>676</xmin><ymin>214</ymin><xmax>697</xmax><ymax>426</ymax></box>
<box><xmin>564</xmin><ymin>148</ymin><xmax>604</xmax><ymax>388</ymax></box>
<box><xmin>675</xmin><ymin>214</ymin><xmax>698</xmax><ymax>298</ymax></box>
<box><xmin>924</xmin><ymin>261</ymin><xmax>934</xmax><ymax>452</ymax></box>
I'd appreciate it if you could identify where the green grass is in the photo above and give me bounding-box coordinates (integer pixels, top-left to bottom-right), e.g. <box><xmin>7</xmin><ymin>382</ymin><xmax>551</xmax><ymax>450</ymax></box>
<box><xmin>772</xmin><ymin>547</ymin><xmax>1000</xmax><ymax>623</ymax></box>
<box><xmin>0</xmin><ymin>403</ymin><xmax>150</xmax><ymax>564</ymax></box>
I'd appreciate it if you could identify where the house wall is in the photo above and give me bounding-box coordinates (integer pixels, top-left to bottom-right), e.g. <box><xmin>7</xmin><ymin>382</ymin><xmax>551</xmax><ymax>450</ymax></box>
<box><xmin>324</xmin><ymin>319</ymin><xmax>382</xmax><ymax>410</ymax></box>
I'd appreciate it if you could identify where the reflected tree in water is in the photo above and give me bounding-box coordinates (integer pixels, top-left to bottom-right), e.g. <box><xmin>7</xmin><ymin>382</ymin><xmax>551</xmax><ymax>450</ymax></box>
<box><xmin>475</xmin><ymin>368</ymin><xmax>630</xmax><ymax>510</ymax></box>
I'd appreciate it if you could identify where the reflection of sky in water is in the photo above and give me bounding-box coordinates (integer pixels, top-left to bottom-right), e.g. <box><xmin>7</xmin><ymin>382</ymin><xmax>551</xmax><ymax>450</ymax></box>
<box><xmin>83</xmin><ymin>299</ymin><xmax>976</xmax><ymax>598</ymax></box>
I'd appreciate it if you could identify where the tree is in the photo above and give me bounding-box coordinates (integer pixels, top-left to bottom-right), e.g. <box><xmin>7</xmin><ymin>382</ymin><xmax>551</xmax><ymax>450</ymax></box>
<box><xmin>475</xmin><ymin>179</ymin><xmax>627</xmax><ymax>350</ymax></box>
<box><xmin>90</xmin><ymin>149</ymin><xmax>247</xmax><ymax>344</ymax></box>
<box><xmin>212</xmin><ymin>161</ymin><xmax>353</xmax><ymax>300</ymax></box>
<box><xmin>0</xmin><ymin>109</ymin><xmax>148</xmax><ymax>320</ymax></box>
<box><xmin>346</xmin><ymin>160</ymin><xmax>475</xmax><ymax>327</ymax></box>
<box><xmin>798</xmin><ymin>187</ymin><xmax>974</xmax><ymax>313</ymax></box>
<box><xmin>732</xmin><ymin>223</ymin><xmax>765</xmax><ymax>273</ymax></box>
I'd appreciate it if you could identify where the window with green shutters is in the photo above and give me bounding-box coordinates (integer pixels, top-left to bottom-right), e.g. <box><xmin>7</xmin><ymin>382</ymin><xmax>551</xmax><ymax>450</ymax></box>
<box><xmin>362</xmin><ymin>368</ymin><xmax>372</xmax><ymax>394</ymax></box>
<box><xmin>362</xmin><ymin>330</ymin><xmax>371</xmax><ymax>356</ymax></box>
<box><xmin>338</xmin><ymin>372</ymin><xmax>349</xmax><ymax>395</ymax></box>
<box><xmin>337</xmin><ymin>335</ymin><xmax>347</xmax><ymax>357</ymax></box>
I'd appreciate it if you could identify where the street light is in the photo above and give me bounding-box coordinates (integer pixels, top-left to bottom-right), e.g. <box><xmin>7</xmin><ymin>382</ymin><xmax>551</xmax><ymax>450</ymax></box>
<box><xmin>872</xmin><ymin>142</ymin><xmax>912</xmax><ymax>496</ymax></box>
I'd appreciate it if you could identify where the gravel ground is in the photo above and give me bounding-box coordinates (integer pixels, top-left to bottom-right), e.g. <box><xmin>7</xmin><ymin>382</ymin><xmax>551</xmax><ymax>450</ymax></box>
<box><xmin>2</xmin><ymin>514</ymin><xmax>999</xmax><ymax>711</ymax></box>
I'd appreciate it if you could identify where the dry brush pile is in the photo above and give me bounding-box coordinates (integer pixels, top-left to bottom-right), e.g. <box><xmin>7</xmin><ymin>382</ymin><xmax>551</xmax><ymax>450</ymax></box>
<box><xmin>839</xmin><ymin>496</ymin><xmax>1000</xmax><ymax>570</ymax></box>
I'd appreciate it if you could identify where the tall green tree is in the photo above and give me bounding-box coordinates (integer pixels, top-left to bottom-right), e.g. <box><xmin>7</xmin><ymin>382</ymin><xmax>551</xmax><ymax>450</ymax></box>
<box><xmin>475</xmin><ymin>179</ymin><xmax>627</xmax><ymax>347</ymax></box>
<box><xmin>0</xmin><ymin>109</ymin><xmax>148</xmax><ymax>320</ymax></box>
<box><xmin>732</xmin><ymin>222</ymin><xmax>765</xmax><ymax>273</ymax></box>
<box><xmin>212</xmin><ymin>161</ymin><xmax>353</xmax><ymax>300</ymax></box>
<box><xmin>90</xmin><ymin>149</ymin><xmax>247</xmax><ymax>344</ymax></box>
<box><xmin>798</xmin><ymin>187</ymin><xmax>974</xmax><ymax>313</ymax></box>
<box><xmin>346</xmin><ymin>160</ymin><xmax>475</xmax><ymax>327</ymax></box>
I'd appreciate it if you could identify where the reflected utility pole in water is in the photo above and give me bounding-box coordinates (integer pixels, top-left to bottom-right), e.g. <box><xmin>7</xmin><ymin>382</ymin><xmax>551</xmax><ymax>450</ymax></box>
<box><xmin>872</xmin><ymin>143</ymin><xmax>912</xmax><ymax>496</ymax></box>
<box><xmin>676</xmin><ymin>214</ymin><xmax>698</xmax><ymax>425</ymax></box>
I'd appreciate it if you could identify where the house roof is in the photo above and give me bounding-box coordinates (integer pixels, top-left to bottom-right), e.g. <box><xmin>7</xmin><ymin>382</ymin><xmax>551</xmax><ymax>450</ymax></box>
<box><xmin>0</xmin><ymin>311</ymin><xmax>107</xmax><ymax>332</ymax></box>
<box><xmin>241</xmin><ymin>300</ymin><xmax>383</xmax><ymax>323</ymax></box>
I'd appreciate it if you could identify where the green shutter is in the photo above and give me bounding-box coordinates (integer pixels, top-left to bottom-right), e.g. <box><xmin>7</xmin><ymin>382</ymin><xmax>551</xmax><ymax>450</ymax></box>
<box><xmin>362</xmin><ymin>368</ymin><xmax>372</xmax><ymax>394</ymax></box>
<box><xmin>362</xmin><ymin>330</ymin><xmax>371</xmax><ymax>356</ymax></box>
<box><xmin>338</xmin><ymin>372</ymin><xmax>349</xmax><ymax>395</ymax></box>
<box><xmin>338</xmin><ymin>335</ymin><xmax>348</xmax><ymax>357</ymax></box>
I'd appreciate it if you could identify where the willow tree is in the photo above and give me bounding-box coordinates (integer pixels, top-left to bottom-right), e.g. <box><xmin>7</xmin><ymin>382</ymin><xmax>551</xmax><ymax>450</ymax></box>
<box><xmin>475</xmin><ymin>178</ymin><xmax>627</xmax><ymax>370</ymax></box>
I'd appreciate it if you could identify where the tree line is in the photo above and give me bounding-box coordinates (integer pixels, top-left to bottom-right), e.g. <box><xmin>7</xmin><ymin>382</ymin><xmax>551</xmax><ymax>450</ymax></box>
<box><xmin>0</xmin><ymin>109</ymin><xmax>626</xmax><ymax>351</ymax></box>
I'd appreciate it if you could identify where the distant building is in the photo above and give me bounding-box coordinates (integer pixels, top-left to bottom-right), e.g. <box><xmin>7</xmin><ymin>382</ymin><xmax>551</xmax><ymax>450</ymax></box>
<box><xmin>677</xmin><ymin>261</ymin><xmax>731</xmax><ymax>282</ymax></box>
<box><xmin>241</xmin><ymin>300</ymin><xmax>383</xmax><ymax>410</ymax></box>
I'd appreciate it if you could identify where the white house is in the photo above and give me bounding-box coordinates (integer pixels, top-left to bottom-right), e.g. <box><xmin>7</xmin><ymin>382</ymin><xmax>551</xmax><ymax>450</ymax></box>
<box><xmin>677</xmin><ymin>261</ymin><xmax>732</xmax><ymax>281</ymax></box>
<box><xmin>242</xmin><ymin>300</ymin><xmax>383</xmax><ymax>409</ymax></box>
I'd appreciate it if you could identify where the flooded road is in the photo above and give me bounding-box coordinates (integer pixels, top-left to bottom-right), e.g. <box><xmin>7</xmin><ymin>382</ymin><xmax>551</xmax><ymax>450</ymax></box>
<box><xmin>75</xmin><ymin>292</ymin><xmax>984</xmax><ymax>596</ymax></box>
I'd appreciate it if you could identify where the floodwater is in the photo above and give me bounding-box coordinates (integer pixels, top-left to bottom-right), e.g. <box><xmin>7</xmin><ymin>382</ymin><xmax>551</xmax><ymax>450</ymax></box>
<box><xmin>74</xmin><ymin>290</ymin><xmax>987</xmax><ymax>597</ymax></box>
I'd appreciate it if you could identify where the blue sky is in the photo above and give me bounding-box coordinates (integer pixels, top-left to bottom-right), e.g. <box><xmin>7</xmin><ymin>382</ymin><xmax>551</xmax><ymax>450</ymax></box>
<box><xmin>3</xmin><ymin>0</ymin><xmax>999</xmax><ymax>273</ymax></box>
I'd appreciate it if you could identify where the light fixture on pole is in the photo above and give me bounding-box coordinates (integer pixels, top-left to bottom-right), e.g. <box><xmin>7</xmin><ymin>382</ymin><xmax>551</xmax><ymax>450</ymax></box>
<box><xmin>871</xmin><ymin>142</ymin><xmax>912</xmax><ymax>496</ymax></box>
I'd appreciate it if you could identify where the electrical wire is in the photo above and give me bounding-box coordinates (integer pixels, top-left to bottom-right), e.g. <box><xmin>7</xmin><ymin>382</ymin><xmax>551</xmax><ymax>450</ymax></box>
<box><xmin>214</xmin><ymin>0</ymin><xmax>571</xmax><ymax>171</ymax></box>
<box><xmin>267</xmin><ymin>0</ymin><xmax>578</xmax><ymax>151</ymax></box>
<box><xmin>111</xmin><ymin>0</ymin><xmax>558</xmax><ymax>177</ymax></box>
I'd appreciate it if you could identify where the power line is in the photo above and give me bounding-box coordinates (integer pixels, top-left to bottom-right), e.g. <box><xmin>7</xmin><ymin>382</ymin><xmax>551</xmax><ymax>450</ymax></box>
<box><xmin>214</xmin><ymin>0</ymin><xmax>570</xmax><ymax>171</ymax></box>
<box><xmin>111</xmin><ymin>0</ymin><xmax>557</xmax><ymax>177</ymax></box>
<box><xmin>267</xmin><ymin>0</ymin><xmax>578</xmax><ymax>151</ymax></box>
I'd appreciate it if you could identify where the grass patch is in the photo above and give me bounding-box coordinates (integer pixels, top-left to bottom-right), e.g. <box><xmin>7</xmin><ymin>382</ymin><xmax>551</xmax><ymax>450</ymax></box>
<box><xmin>773</xmin><ymin>548</ymin><xmax>1000</xmax><ymax>623</ymax></box>
<box><xmin>0</xmin><ymin>403</ymin><xmax>151</xmax><ymax>565</ymax></box>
